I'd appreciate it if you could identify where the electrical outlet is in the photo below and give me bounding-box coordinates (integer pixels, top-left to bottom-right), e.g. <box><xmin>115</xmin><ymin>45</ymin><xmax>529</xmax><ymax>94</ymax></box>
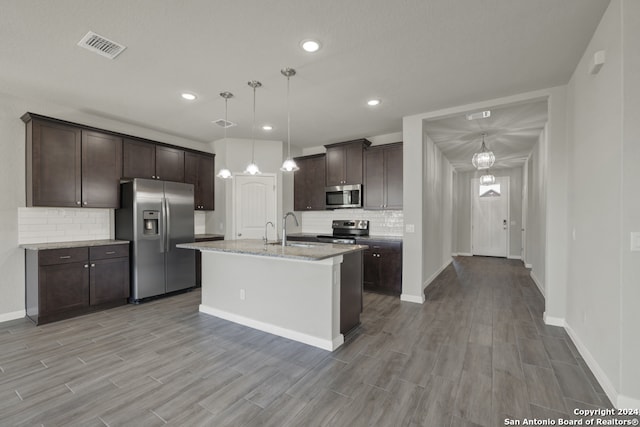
<box><xmin>405</xmin><ymin>224</ymin><xmax>415</xmax><ymax>233</ymax></box>
<box><xmin>240</xmin><ymin>289</ymin><xmax>245</xmax><ymax>300</ymax></box>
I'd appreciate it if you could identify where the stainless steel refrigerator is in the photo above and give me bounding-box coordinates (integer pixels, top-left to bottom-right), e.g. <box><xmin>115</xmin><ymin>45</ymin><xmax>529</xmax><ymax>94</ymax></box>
<box><xmin>116</xmin><ymin>179</ymin><xmax>195</xmax><ymax>302</ymax></box>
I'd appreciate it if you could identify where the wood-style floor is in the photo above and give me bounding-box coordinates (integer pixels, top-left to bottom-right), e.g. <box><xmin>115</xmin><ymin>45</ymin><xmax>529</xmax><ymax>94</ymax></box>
<box><xmin>0</xmin><ymin>256</ymin><xmax>616</xmax><ymax>426</ymax></box>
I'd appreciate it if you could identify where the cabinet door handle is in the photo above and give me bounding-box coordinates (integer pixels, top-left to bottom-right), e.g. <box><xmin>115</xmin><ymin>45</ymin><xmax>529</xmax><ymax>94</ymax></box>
<box><xmin>59</xmin><ymin>255</ymin><xmax>71</xmax><ymax>259</ymax></box>
<box><xmin>76</xmin><ymin>201</ymin><xmax>81</xmax><ymax>205</ymax></box>
<box><xmin>91</xmin><ymin>263</ymin><xmax>95</xmax><ymax>267</ymax></box>
<box><xmin>83</xmin><ymin>201</ymin><xmax>87</xmax><ymax>206</ymax></box>
<box><xmin>152</xmin><ymin>175</ymin><xmax>156</xmax><ymax>179</ymax></box>
<box><xmin>105</xmin><ymin>251</ymin><xmax>116</xmax><ymax>255</ymax></box>
<box><xmin>84</xmin><ymin>264</ymin><xmax>89</xmax><ymax>268</ymax></box>
<box><xmin>156</xmin><ymin>176</ymin><xmax>160</xmax><ymax>180</ymax></box>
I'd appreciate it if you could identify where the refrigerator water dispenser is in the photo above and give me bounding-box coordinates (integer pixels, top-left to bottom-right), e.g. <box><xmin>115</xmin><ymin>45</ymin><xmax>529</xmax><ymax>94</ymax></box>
<box><xmin>143</xmin><ymin>210</ymin><xmax>159</xmax><ymax>235</ymax></box>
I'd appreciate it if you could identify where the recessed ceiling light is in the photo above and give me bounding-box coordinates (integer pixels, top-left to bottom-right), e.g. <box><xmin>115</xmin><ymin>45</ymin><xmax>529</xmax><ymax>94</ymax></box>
<box><xmin>262</xmin><ymin>125</ymin><xmax>273</xmax><ymax>131</ymax></box>
<box><xmin>181</xmin><ymin>92</ymin><xmax>197</xmax><ymax>101</ymax></box>
<box><xmin>367</xmin><ymin>99</ymin><xmax>381</xmax><ymax>106</ymax></box>
<box><xmin>300</xmin><ymin>39</ymin><xmax>321</xmax><ymax>53</ymax></box>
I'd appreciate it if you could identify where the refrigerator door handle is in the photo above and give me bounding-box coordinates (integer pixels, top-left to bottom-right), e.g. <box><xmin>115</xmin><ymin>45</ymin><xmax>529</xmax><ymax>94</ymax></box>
<box><xmin>160</xmin><ymin>197</ymin><xmax>166</xmax><ymax>253</ymax></box>
<box><xmin>165</xmin><ymin>197</ymin><xmax>171</xmax><ymax>252</ymax></box>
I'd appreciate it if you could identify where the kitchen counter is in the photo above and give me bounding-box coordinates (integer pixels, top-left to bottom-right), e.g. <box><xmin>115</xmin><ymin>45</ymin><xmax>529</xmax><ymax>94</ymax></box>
<box><xmin>177</xmin><ymin>239</ymin><xmax>368</xmax><ymax>261</ymax></box>
<box><xmin>20</xmin><ymin>239</ymin><xmax>130</xmax><ymax>251</ymax></box>
<box><xmin>177</xmin><ymin>239</ymin><xmax>366</xmax><ymax>351</ymax></box>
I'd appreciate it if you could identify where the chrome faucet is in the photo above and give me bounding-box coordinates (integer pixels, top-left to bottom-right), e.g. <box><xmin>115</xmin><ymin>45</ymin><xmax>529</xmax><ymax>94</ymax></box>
<box><xmin>264</xmin><ymin>221</ymin><xmax>275</xmax><ymax>245</ymax></box>
<box><xmin>282</xmin><ymin>212</ymin><xmax>299</xmax><ymax>247</ymax></box>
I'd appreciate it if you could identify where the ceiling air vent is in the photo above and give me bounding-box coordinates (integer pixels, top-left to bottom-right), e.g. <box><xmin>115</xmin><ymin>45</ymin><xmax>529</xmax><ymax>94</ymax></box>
<box><xmin>77</xmin><ymin>31</ymin><xmax>126</xmax><ymax>59</ymax></box>
<box><xmin>213</xmin><ymin>119</ymin><xmax>237</xmax><ymax>128</ymax></box>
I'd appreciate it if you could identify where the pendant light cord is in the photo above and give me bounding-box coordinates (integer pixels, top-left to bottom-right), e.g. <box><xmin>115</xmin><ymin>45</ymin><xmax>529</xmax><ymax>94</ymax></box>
<box><xmin>287</xmin><ymin>75</ymin><xmax>291</xmax><ymax>159</ymax></box>
<box><xmin>251</xmin><ymin>85</ymin><xmax>256</xmax><ymax>164</ymax></box>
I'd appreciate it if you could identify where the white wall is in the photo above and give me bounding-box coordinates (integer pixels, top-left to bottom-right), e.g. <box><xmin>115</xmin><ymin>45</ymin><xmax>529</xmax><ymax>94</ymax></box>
<box><xmin>0</xmin><ymin>91</ymin><xmax>207</xmax><ymax>322</ymax></box>
<box><xmin>563</xmin><ymin>0</ymin><xmax>640</xmax><ymax>407</ymax></box>
<box><xmin>525</xmin><ymin>128</ymin><xmax>547</xmax><ymax>293</ymax></box>
<box><xmin>454</xmin><ymin>167</ymin><xmax>524</xmax><ymax>259</ymax></box>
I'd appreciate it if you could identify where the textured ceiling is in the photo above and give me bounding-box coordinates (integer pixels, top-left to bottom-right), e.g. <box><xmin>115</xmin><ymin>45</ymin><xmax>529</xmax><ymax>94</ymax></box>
<box><xmin>0</xmin><ymin>0</ymin><xmax>608</xmax><ymax>150</ymax></box>
<box><xmin>424</xmin><ymin>100</ymin><xmax>548</xmax><ymax>172</ymax></box>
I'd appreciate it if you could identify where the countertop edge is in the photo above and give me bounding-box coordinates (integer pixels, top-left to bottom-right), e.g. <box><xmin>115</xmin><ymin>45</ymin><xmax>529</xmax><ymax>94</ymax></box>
<box><xmin>20</xmin><ymin>239</ymin><xmax>130</xmax><ymax>250</ymax></box>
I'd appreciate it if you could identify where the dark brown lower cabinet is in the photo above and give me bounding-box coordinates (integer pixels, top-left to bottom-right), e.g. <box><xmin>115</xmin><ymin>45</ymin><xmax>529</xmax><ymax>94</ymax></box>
<box><xmin>360</xmin><ymin>239</ymin><xmax>403</xmax><ymax>296</ymax></box>
<box><xmin>195</xmin><ymin>235</ymin><xmax>224</xmax><ymax>287</ymax></box>
<box><xmin>26</xmin><ymin>244</ymin><xmax>130</xmax><ymax>325</ymax></box>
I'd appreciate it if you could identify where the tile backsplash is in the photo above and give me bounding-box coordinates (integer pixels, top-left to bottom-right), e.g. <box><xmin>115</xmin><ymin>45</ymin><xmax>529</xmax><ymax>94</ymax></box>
<box><xmin>18</xmin><ymin>207</ymin><xmax>112</xmax><ymax>244</ymax></box>
<box><xmin>300</xmin><ymin>210</ymin><xmax>403</xmax><ymax>236</ymax></box>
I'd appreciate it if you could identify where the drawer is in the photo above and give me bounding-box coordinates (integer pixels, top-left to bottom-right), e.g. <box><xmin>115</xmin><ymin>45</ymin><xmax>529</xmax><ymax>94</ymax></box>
<box><xmin>89</xmin><ymin>244</ymin><xmax>129</xmax><ymax>260</ymax></box>
<box><xmin>39</xmin><ymin>247</ymin><xmax>88</xmax><ymax>266</ymax></box>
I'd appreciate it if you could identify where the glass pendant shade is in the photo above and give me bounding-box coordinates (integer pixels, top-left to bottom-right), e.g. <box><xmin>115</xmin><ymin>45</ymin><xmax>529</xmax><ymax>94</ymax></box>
<box><xmin>216</xmin><ymin>91</ymin><xmax>234</xmax><ymax>179</ymax></box>
<box><xmin>480</xmin><ymin>173</ymin><xmax>496</xmax><ymax>185</ymax></box>
<box><xmin>471</xmin><ymin>134</ymin><xmax>495</xmax><ymax>170</ymax></box>
<box><xmin>244</xmin><ymin>81</ymin><xmax>262</xmax><ymax>175</ymax></box>
<box><xmin>280</xmin><ymin>158</ymin><xmax>299</xmax><ymax>172</ymax></box>
<box><xmin>280</xmin><ymin>67</ymin><xmax>299</xmax><ymax>172</ymax></box>
<box><xmin>216</xmin><ymin>168</ymin><xmax>232</xmax><ymax>179</ymax></box>
<box><xmin>245</xmin><ymin>162</ymin><xmax>261</xmax><ymax>175</ymax></box>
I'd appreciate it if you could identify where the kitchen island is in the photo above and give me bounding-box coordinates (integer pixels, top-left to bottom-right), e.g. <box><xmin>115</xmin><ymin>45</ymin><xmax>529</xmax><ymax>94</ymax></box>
<box><xmin>176</xmin><ymin>239</ymin><xmax>367</xmax><ymax>351</ymax></box>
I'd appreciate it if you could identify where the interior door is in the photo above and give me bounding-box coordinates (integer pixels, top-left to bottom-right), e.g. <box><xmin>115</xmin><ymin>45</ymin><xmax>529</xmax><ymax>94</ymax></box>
<box><xmin>471</xmin><ymin>176</ymin><xmax>509</xmax><ymax>257</ymax></box>
<box><xmin>233</xmin><ymin>174</ymin><xmax>277</xmax><ymax>240</ymax></box>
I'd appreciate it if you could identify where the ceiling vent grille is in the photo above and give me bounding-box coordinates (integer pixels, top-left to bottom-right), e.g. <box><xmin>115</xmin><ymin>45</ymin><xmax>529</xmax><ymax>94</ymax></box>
<box><xmin>77</xmin><ymin>31</ymin><xmax>126</xmax><ymax>59</ymax></box>
<box><xmin>213</xmin><ymin>119</ymin><xmax>237</xmax><ymax>128</ymax></box>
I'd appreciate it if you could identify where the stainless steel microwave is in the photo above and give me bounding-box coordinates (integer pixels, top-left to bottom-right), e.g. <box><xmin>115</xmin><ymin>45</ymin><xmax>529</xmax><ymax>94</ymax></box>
<box><xmin>325</xmin><ymin>184</ymin><xmax>362</xmax><ymax>209</ymax></box>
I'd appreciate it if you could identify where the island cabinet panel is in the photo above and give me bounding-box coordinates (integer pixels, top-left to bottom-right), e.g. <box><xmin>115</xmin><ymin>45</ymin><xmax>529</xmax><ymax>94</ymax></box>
<box><xmin>122</xmin><ymin>139</ymin><xmax>186</xmax><ymax>183</ymax></box>
<box><xmin>26</xmin><ymin>244</ymin><xmax>130</xmax><ymax>325</ymax></box>
<box><xmin>26</xmin><ymin>118</ymin><xmax>82</xmax><ymax>207</ymax></box>
<box><xmin>359</xmin><ymin>239</ymin><xmax>402</xmax><ymax>295</ymax></box>
<box><xmin>293</xmin><ymin>154</ymin><xmax>326</xmax><ymax>210</ymax></box>
<box><xmin>363</xmin><ymin>142</ymin><xmax>403</xmax><ymax>210</ymax></box>
<box><xmin>24</xmin><ymin>115</ymin><xmax>122</xmax><ymax>208</ymax></box>
<box><xmin>185</xmin><ymin>152</ymin><xmax>215</xmax><ymax>210</ymax></box>
<box><xmin>324</xmin><ymin>139</ymin><xmax>371</xmax><ymax>186</ymax></box>
<box><xmin>81</xmin><ymin>130</ymin><xmax>123</xmax><ymax>208</ymax></box>
<box><xmin>194</xmin><ymin>235</ymin><xmax>224</xmax><ymax>286</ymax></box>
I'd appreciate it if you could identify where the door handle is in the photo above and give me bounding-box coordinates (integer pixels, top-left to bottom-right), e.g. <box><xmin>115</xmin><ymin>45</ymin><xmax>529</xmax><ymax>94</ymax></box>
<box><xmin>165</xmin><ymin>198</ymin><xmax>171</xmax><ymax>252</ymax></box>
<box><xmin>238</xmin><ymin>233</ymin><xmax>242</xmax><ymax>237</ymax></box>
<box><xmin>503</xmin><ymin>219</ymin><xmax>507</xmax><ymax>230</ymax></box>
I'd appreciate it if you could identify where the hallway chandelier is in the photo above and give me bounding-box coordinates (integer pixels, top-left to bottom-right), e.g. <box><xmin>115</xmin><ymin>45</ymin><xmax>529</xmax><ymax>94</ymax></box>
<box><xmin>471</xmin><ymin>133</ymin><xmax>495</xmax><ymax>170</ymax></box>
<box><xmin>479</xmin><ymin>171</ymin><xmax>496</xmax><ymax>185</ymax></box>
<box><xmin>216</xmin><ymin>91</ymin><xmax>234</xmax><ymax>179</ymax></box>
<box><xmin>244</xmin><ymin>80</ymin><xmax>262</xmax><ymax>175</ymax></box>
<box><xmin>280</xmin><ymin>67</ymin><xmax>299</xmax><ymax>172</ymax></box>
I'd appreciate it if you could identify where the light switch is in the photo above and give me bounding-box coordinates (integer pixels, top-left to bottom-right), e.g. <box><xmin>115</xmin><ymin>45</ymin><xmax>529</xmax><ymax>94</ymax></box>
<box><xmin>405</xmin><ymin>224</ymin><xmax>415</xmax><ymax>233</ymax></box>
<box><xmin>631</xmin><ymin>232</ymin><xmax>640</xmax><ymax>251</ymax></box>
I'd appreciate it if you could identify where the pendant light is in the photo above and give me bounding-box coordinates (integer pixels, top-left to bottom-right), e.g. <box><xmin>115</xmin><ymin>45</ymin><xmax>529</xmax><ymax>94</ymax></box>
<box><xmin>244</xmin><ymin>80</ymin><xmax>262</xmax><ymax>175</ymax></box>
<box><xmin>479</xmin><ymin>171</ymin><xmax>496</xmax><ymax>185</ymax></box>
<box><xmin>216</xmin><ymin>91</ymin><xmax>234</xmax><ymax>179</ymax></box>
<box><xmin>280</xmin><ymin>67</ymin><xmax>299</xmax><ymax>172</ymax></box>
<box><xmin>471</xmin><ymin>133</ymin><xmax>495</xmax><ymax>170</ymax></box>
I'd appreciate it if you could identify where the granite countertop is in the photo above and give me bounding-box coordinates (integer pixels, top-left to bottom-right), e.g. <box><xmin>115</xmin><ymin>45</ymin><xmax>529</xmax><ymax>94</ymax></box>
<box><xmin>194</xmin><ymin>233</ymin><xmax>225</xmax><ymax>241</ymax></box>
<box><xmin>20</xmin><ymin>239</ymin><xmax>130</xmax><ymax>251</ymax></box>
<box><xmin>177</xmin><ymin>239</ymin><xmax>368</xmax><ymax>261</ymax></box>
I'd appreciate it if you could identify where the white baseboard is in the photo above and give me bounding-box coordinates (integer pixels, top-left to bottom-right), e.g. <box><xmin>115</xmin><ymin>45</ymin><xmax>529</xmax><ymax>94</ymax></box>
<box><xmin>529</xmin><ymin>270</ymin><xmax>544</xmax><ymax>297</ymax></box>
<box><xmin>507</xmin><ymin>255</ymin><xmax>522</xmax><ymax>260</ymax></box>
<box><xmin>457</xmin><ymin>252</ymin><xmax>473</xmax><ymax>257</ymax></box>
<box><xmin>451</xmin><ymin>253</ymin><xmax>458</xmax><ymax>257</ymax></box>
<box><xmin>199</xmin><ymin>304</ymin><xmax>340</xmax><ymax>351</ymax></box>
<box><xmin>423</xmin><ymin>258</ymin><xmax>453</xmax><ymax>289</ymax></box>
<box><xmin>543</xmin><ymin>313</ymin><xmax>565</xmax><ymax>327</ymax></box>
<box><xmin>524</xmin><ymin>263</ymin><xmax>533</xmax><ymax>268</ymax></box>
<box><xmin>0</xmin><ymin>310</ymin><xmax>25</xmax><ymax>323</ymax></box>
<box><xmin>564</xmin><ymin>322</ymin><xmax>619</xmax><ymax>408</ymax></box>
<box><xmin>400</xmin><ymin>293</ymin><xmax>425</xmax><ymax>304</ymax></box>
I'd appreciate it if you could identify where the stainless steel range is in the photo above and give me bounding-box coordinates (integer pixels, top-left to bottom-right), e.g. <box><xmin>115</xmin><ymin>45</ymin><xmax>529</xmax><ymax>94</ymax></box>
<box><xmin>317</xmin><ymin>220</ymin><xmax>369</xmax><ymax>244</ymax></box>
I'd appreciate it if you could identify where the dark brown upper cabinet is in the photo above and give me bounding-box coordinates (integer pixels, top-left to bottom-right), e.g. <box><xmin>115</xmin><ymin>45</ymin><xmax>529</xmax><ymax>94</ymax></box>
<box><xmin>293</xmin><ymin>154</ymin><xmax>326</xmax><ymax>211</ymax></box>
<box><xmin>122</xmin><ymin>138</ymin><xmax>185</xmax><ymax>182</ymax></box>
<box><xmin>324</xmin><ymin>139</ymin><xmax>371</xmax><ymax>187</ymax></box>
<box><xmin>23</xmin><ymin>114</ymin><xmax>122</xmax><ymax>208</ymax></box>
<box><xmin>364</xmin><ymin>142</ymin><xmax>403</xmax><ymax>210</ymax></box>
<box><xmin>185</xmin><ymin>152</ymin><xmax>215</xmax><ymax>210</ymax></box>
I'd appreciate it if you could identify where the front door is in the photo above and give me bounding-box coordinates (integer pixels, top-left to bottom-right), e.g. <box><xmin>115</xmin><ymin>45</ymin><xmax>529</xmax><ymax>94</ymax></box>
<box><xmin>233</xmin><ymin>174</ymin><xmax>277</xmax><ymax>240</ymax></box>
<box><xmin>471</xmin><ymin>176</ymin><xmax>509</xmax><ymax>257</ymax></box>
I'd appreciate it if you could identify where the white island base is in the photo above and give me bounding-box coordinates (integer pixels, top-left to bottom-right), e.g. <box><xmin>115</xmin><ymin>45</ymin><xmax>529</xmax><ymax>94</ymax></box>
<box><xmin>199</xmin><ymin>250</ymin><xmax>346</xmax><ymax>351</ymax></box>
